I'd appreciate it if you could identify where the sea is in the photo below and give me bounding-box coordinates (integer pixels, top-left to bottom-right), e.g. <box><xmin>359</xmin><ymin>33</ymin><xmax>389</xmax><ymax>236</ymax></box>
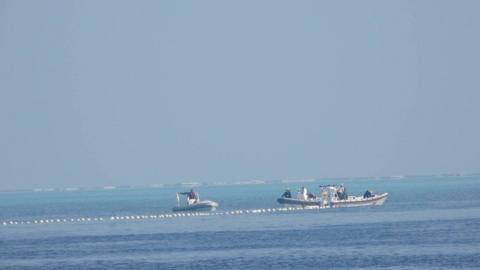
<box><xmin>1</xmin><ymin>175</ymin><xmax>479</xmax><ymax>269</ymax></box>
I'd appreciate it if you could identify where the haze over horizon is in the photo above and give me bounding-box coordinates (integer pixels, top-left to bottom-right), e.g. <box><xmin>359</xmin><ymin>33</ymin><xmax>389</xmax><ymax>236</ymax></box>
<box><xmin>1</xmin><ymin>1</ymin><xmax>479</xmax><ymax>190</ymax></box>
<box><xmin>3</xmin><ymin>173</ymin><xmax>480</xmax><ymax>192</ymax></box>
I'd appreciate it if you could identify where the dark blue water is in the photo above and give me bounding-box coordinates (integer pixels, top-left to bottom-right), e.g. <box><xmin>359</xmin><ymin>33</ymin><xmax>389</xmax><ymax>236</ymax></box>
<box><xmin>1</xmin><ymin>176</ymin><xmax>480</xmax><ymax>269</ymax></box>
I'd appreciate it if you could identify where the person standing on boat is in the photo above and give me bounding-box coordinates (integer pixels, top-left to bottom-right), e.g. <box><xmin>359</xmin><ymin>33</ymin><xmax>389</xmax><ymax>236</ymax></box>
<box><xmin>187</xmin><ymin>189</ymin><xmax>198</xmax><ymax>205</ymax></box>
<box><xmin>281</xmin><ymin>189</ymin><xmax>292</xmax><ymax>198</ymax></box>
<box><xmin>179</xmin><ymin>189</ymin><xmax>199</xmax><ymax>205</ymax></box>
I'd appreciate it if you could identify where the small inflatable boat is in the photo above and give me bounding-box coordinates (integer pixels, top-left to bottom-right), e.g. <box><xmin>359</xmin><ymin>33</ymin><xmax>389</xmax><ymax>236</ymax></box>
<box><xmin>172</xmin><ymin>200</ymin><xmax>219</xmax><ymax>212</ymax></box>
<box><xmin>172</xmin><ymin>190</ymin><xmax>219</xmax><ymax>212</ymax></box>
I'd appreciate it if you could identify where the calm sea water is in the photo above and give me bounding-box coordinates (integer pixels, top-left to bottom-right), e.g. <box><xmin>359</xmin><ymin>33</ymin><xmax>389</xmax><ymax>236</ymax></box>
<box><xmin>1</xmin><ymin>176</ymin><xmax>480</xmax><ymax>269</ymax></box>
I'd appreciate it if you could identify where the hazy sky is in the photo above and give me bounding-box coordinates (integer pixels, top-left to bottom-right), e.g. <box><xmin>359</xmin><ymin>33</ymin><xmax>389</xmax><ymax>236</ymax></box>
<box><xmin>1</xmin><ymin>1</ymin><xmax>479</xmax><ymax>190</ymax></box>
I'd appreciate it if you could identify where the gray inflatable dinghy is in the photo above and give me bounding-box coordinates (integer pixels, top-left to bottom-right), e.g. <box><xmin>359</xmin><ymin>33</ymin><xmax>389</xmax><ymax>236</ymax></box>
<box><xmin>172</xmin><ymin>190</ymin><xmax>219</xmax><ymax>212</ymax></box>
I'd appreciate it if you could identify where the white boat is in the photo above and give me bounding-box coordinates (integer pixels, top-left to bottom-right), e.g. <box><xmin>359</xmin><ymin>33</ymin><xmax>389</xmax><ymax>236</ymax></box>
<box><xmin>172</xmin><ymin>190</ymin><xmax>219</xmax><ymax>212</ymax></box>
<box><xmin>277</xmin><ymin>185</ymin><xmax>388</xmax><ymax>208</ymax></box>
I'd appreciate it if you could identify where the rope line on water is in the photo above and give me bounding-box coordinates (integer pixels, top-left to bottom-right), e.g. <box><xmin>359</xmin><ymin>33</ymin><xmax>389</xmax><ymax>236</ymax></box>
<box><xmin>1</xmin><ymin>206</ymin><xmax>329</xmax><ymax>227</ymax></box>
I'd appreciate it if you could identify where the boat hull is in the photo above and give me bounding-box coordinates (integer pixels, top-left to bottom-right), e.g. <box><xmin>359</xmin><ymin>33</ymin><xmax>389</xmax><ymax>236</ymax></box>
<box><xmin>277</xmin><ymin>197</ymin><xmax>324</xmax><ymax>207</ymax></box>
<box><xmin>332</xmin><ymin>193</ymin><xmax>388</xmax><ymax>207</ymax></box>
<box><xmin>277</xmin><ymin>193</ymin><xmax>388</xmax><ymax>208</ymax></box>
<box><xmin>172</xmin><ymin>200</ymin><xmax>219</xmax><ymax>212</ymax></box>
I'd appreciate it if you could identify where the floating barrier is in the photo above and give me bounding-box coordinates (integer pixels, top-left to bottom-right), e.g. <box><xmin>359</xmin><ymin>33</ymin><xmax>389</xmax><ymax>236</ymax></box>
<box><xmin>0</xmin><ymin>205</ymin><xmax>330</xmax><ymax>227</ymax></box>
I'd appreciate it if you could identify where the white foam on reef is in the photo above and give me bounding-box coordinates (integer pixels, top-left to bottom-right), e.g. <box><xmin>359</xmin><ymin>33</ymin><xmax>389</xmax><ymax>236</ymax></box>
<box><xmin>0</xmin><ymin>206</ymin><xmax>329</xmax><ymax>227</ymax></box>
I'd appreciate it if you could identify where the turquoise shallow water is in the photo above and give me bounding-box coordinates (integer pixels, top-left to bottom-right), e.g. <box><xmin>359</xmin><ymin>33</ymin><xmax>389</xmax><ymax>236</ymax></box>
<box><xmin>1</xmin><ymin>176</ymin><xmax>480</xmax><ymax>269</ymax></box>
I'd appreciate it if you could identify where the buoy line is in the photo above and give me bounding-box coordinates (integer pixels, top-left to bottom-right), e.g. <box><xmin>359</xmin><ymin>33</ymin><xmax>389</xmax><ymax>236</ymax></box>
<box><xmin>1</xmin><ymin>206</ymin><xmax>329</xmax><ymax>227</ymax></box>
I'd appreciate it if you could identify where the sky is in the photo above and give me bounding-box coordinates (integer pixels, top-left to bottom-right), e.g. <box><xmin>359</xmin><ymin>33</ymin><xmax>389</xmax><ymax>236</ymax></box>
<box><xmin>1</xmin><ymin>0</ymin><xmax>479</xmax><ymax>190</ymax></box>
